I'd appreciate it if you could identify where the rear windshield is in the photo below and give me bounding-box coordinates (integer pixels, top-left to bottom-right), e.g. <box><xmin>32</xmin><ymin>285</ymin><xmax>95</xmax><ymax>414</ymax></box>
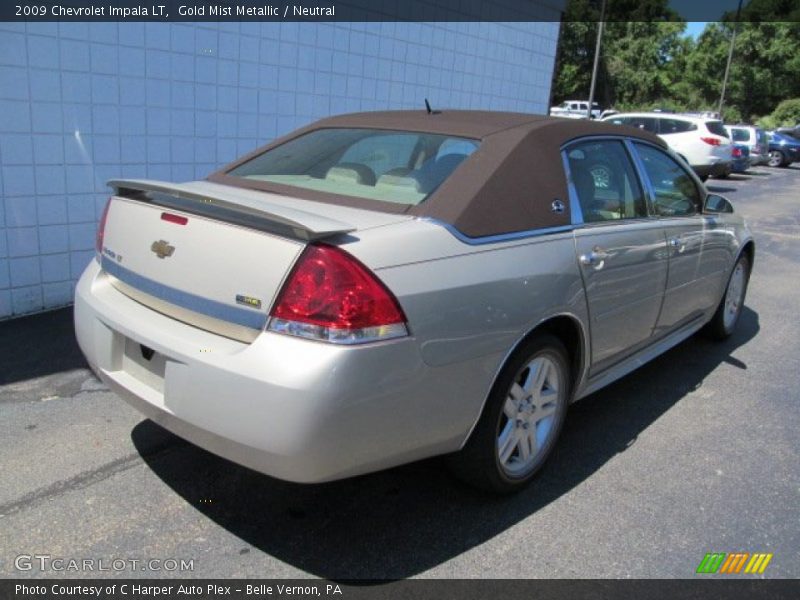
<box><xmin>705</xmin><ymin>121</ymin><xmax>730</xmax><ymax>138</ymax></box>
<box><xmin>227</xmin><ymin>128</ymin><xmax>479</xmax><ymax>206</ymax></box>
<box><xmin>730</xmin><ymin>128</ymin><xmax>751</xmax><ymax>142</ymax></box>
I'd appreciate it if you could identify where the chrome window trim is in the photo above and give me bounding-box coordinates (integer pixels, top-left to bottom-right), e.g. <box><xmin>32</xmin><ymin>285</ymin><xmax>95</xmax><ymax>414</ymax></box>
<box><xmin>624</xmin><ymin>138</ymin><xmax>658</xmax><ymax>216</ymax></box>
<box><xmin>561</xmin><ymin>151</ymin><xmax>585</xmax><ymax>225</ymax></box>
<box><xmin>418</xmin><ymin>217</ymin><xmax>574</xmax><ymax>246</ymax></box>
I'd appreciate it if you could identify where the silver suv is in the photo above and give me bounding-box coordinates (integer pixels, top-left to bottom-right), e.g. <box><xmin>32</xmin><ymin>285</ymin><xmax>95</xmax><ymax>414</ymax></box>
<box><xmin>725</xmin><ymin>125</ymin><xmax>769</xmax><ymax>166</ymax></box>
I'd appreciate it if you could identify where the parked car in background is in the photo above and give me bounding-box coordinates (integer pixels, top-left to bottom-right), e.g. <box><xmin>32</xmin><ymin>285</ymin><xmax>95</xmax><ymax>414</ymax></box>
<box><xmin>601</xmin><ymin>112</ymin><xmax>733</xmax><ymax>180</ymax></box>
<box><xmin>776</xmin><ymin>125</ymin><xmax>800</xmax><ymax>141</ymax></box>
<box><xmin>74</xmin><ymin>111</ymin><xmax>754</xmax><ymax>493</ymax></box>
<box><xmin>725</xmin><ymin>125</ymin><xmax>769</xmax><ymax>166</ymax></box>
<box><xmin>550</xmin><ymin>100</ymin><xmax>602</xmax><ymax>119</ymax></box>
<box><xmin>767</xmin><ymin>131</ymin><xmax>800</xmax><ymax>167</ymax></box>
<box><xmin>731</xmin><ymin>144</ymin><xmax>750</xmax><ymax>173</ymax></box>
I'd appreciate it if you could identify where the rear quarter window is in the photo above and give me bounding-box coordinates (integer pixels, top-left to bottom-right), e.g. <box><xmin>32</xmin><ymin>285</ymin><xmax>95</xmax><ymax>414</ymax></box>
<box><xmin>658</xmin><ymin>118</ymin><xmax>697</xmax><ymax>134</ymax></box>
<box><xmin>609</xmin><ymin>117</ymin><xmax>658</xmax><ymax>133</ymax></box>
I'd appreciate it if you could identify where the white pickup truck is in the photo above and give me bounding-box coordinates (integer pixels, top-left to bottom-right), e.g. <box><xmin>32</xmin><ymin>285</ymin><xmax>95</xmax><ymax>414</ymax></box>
<box><xmin>549</xmin><ymin>100</ymin><xmax>602</xmax><ymax>119</ymax></box>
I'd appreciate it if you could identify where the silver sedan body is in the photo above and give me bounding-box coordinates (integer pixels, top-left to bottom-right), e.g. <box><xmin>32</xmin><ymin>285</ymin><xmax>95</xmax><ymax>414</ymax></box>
<box><xmin>74</xmin><ymin>112</ymin><xmax>754</xmax><ymax>491</ymax></box>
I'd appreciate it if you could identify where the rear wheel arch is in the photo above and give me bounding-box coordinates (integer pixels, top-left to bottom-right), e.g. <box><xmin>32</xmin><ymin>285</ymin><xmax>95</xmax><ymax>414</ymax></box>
<box><xmin>450</xmin><ymin>315</ymin><xmax>586</xmax><ymax>492</ymax></box>
<box><xmin>464</xmin><ymin>313</ymin><xmax>587</xmax><ymax>444</ymax></box>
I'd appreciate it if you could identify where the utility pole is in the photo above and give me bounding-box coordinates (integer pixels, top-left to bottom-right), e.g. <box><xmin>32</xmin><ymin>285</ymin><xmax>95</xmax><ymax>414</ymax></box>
<box><xmin>587</xmin><ymin>0</ymin><xmax>607</xmax><ymax>119</ymax></box>
<box><xmin>718</xmin><ymin>0</ymin><xmax>744</xmax><ymax>120</ymax></box>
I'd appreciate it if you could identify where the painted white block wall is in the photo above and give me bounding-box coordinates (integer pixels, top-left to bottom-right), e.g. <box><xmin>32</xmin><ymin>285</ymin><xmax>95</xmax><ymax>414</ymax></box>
<box><xmin>0</xmin><ymin>18</ymin><xmax>561</xmax><ymax>319</ymax></box>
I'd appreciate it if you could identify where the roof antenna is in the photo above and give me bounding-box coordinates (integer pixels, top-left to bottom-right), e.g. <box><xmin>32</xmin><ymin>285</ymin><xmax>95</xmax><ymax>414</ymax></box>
<box><xmin>424</xmin><ymin>98</ymin><xmax>440</xmax><ymax>115</ymax></box>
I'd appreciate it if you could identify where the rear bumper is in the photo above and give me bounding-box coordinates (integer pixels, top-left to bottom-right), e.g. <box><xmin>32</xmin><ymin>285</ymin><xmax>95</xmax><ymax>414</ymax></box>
<box><xmin>74</xmin><ymin>259</ymin><xmax>473</xmax><ymax>483</ymax></box>
<box><xmin>693</xmin><ymin>161</ymin><xmax>731</xmax><ymax>178</ymax></box>
<box><xmin>731</xmin><ymin>157</ymin><xmax>749</xmax><ymax>173</ymax></box>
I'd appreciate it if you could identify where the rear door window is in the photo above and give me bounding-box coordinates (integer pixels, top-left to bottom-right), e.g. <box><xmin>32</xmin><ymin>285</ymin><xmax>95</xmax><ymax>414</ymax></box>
<box><xmin>566</xmin><ymin>140</ymin><xmax>647</xmax><ymax>223</ymax></box>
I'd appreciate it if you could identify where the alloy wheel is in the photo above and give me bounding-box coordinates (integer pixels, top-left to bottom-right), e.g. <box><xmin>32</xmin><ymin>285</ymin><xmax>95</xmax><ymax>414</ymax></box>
<box><xmin>723</xmin><ymin>261</ymin><xmax>746</xmax><ymax>330</ymax></box>
<box><xmin>497</xmin><ymin>355</ymin><xmax>562</xmax><ymax>477</ymax></box>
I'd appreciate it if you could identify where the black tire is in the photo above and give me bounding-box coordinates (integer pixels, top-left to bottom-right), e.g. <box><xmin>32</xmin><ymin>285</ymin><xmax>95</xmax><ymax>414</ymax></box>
<box><xmin>706</xmin><ymin>254</ymin><xmax>751</xmax><ymax>340</ymax></box>
<box><xmin>768</xmin><ymin>150</ymin><xmax>786</xmax><ymax>168</ymax></box>
<box><xmin>448</xmin><ymin>334</ymin><xmax>571</xmax><ymax>494</ymax></box>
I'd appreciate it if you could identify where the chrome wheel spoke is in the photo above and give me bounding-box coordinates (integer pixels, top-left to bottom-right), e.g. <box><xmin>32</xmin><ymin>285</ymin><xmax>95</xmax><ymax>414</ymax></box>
<box><xmin>535</xmin><ymin>401</ymin><xmax>557</xmax><ymax>421</ymax></box>
<box><xmin>498</xmin><ymin>422</ymin><xmax>519</xmax><ymax>464</ymax></box>
<box><xmin>503</xmin><ymin>397</ymin><xmax>517</xmax><ymax>419</ymax></box>
<box><xmin>518</xmin><ymin>427</ymin><xmax>535</xmax><ymax>461</ymax></box>
<box><xmin>523</xmin><ymin>358</ymin><xmax>548</xmax><ymax>394</ymax></box>
<box><xmin>509</xmin><ymin>382</ymin><xmax>525</xmax><ymax>403</ymax></box>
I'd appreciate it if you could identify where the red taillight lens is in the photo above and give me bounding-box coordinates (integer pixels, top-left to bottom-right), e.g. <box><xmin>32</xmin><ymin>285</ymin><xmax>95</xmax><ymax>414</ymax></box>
<box><xmin>700</xmin><ymin>136</ymin><xmax>722</xmax><ymax>146</ymax></box>
<box><xmin>732</xmin><ymin>147</ymin><xmax>743</xmax><ymax>158</ymax></box>
<box><xmin>161</xmin><ymin>212</ymin><xmax>188</xmax><ymax>225</ymax></box>
<box><xmin>96</xmin><ymin>198</ymin><xmax>112</xmax><ymax>254</ymax></box>
<box><xmin>268</xmin><ymin>244</ymin><xmax>408</xmax><ymax>344</ymax></box>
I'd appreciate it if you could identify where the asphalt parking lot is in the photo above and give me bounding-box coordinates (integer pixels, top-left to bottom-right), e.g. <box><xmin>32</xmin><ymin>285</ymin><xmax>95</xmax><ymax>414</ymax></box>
<box><xmin>1</xmin><ymin>165</ymin><xmax>799</xmax><ymax>580</ymax></box>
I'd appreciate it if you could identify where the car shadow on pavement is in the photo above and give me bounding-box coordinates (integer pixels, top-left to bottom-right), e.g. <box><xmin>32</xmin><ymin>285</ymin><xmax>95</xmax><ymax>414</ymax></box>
<box><xmin>132</xmin><ymin>307</ymin><xmax>759</xmax><ymax>580</ymax></box>
<box><xmin>0</xmin><ymin>307</ymin><xmax>88</xmax><ymax>385</ymax></box>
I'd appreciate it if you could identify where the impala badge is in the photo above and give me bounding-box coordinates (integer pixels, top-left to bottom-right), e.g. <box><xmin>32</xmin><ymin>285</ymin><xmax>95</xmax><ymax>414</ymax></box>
<box><xmin>151</xmin><ymin>240</ymin><xmax>175</xmax><ymax>259</ymax></box>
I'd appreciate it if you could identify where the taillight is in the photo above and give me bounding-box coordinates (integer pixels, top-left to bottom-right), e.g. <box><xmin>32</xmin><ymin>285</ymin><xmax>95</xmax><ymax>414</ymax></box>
<box><xmin>161</xmin><ymin>212</ymin><xmax>188</xmax><ymax>225</ymax></box>
<box><xmin>268</xmin><ymin>244</ymin><xmax>408</xmax><ymax>344</ymax></box>
<box><xmin>700</xmin><ymin>136</ymin><xmax>722</xmax><ymax>146</ymax></box>
<box><xmin>732</xmin><ymin>147</ymin><xmax>743</xmax><ymax>158</ymax></box>
<box><xmin>96</xmin><ymin>198</ymin><xmax>112</xmax><ymax>255</ymax></box>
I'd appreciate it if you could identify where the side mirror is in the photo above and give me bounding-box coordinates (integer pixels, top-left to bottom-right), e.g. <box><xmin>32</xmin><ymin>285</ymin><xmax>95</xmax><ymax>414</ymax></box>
<box><xmin>704</xmin><ymin>194</ymin><xmax>734</xmax><ymax>214</ymax></box>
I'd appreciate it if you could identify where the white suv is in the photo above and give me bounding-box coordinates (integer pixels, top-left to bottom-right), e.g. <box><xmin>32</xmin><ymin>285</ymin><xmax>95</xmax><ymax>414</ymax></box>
<box><xmin>601</xmin><ymin>112</ymin><xmax>732</xmax><ymax>180</ymax></box>
<box><xmin>725</xmin><ymin>125</ymin><xmax>769</xmax><ymax>166</ymax></box>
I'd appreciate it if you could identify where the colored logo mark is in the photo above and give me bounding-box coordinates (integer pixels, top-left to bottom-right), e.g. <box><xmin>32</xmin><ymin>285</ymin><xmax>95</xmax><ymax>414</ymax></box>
<box><xmin>696</xmin><ymin>552</ymin><xmax>773</xmax><ymax>574</ymax></box>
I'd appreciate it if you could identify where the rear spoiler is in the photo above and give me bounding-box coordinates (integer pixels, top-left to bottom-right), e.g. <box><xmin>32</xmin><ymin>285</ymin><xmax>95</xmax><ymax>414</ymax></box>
<box><xmin>108</xmin><ymin>179</ymin><xmax>356</xmax><ymax>241</ymax></box>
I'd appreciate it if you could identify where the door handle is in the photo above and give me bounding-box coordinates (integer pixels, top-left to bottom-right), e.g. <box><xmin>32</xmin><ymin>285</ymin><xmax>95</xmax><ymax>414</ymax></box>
<box><xmin>579</xmin><ymin>247</ymin><xmax>610</xmax><ymax>267</ymax></box>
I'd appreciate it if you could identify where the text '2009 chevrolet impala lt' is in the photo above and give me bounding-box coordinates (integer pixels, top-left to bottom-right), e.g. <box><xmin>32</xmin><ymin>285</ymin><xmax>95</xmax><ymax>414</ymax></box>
<box><xmin>74</xmin><ymin>111</ymin><xmax>753</xmax><ymax>493</ymax></box>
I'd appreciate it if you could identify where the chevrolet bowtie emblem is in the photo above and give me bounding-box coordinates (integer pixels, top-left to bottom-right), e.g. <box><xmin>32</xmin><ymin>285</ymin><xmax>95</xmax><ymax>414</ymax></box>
<box><xmin>151</xmin><ymin>240</ymin><xmax>175</xmax><ymax>259</ymax></box>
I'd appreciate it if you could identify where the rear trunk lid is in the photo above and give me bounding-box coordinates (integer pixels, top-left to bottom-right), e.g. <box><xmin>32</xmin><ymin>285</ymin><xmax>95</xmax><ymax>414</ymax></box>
<box><xmin>100</xmin><ymin>179</ymin><xmax>410</xmax><ymax>341</ymax></box>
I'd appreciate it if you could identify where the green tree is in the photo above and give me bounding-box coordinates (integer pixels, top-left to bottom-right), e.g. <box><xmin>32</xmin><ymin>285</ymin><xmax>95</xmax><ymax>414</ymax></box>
<box><xmin>686</xmin><ymin>22</ymin><xmax>800</xmax><ymax>122</ymax></box>
<box><xmin>552</xmin><ymin>0</ymin><xmax>800</xmax><ymax>122</ymax></box>
<box><xmin>553</xmin><ymin>0</ymin><xmax>684</xmax><ymax>109</ymax></box>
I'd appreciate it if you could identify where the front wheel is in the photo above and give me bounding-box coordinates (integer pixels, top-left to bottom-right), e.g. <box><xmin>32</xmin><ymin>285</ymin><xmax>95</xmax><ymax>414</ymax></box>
<box><xmin>706</xmin><ymin>254</ymin><xmax>750</xmax><ymax>340</ymax></box>
<box><xmin>448</xmin><ymin>335</ymin><xmax>571</xmax><ymax>493</ymax></box>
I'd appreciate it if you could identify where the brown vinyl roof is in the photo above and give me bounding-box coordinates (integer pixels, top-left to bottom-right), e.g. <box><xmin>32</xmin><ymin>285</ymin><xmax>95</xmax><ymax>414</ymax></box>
<box><xmin>209</xmin><ymin>110</ymin><xmax>668</xmax><ymax>238</ymax></box>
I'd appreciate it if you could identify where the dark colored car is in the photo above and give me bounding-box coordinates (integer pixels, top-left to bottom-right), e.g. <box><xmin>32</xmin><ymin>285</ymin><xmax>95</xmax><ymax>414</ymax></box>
<box><xmin>731</xmin><ymin>144</ymin><xmax>750</xmax><ymax>173</ymax></box>
<box><xmin>776</xmin><ymin>125</ymin><xmax>800</xmax><ymax>141</ymax></box>
<box><xmin>767</xmin><ymin>132</ymin><xmax>800</xmax><ymax>167</ymax></box>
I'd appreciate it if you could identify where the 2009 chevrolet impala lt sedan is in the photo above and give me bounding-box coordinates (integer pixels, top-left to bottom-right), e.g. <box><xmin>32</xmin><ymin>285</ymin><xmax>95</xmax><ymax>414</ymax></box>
<box><xmin>75</xmin><ymin>111</ymin><xmax>753</xmax><ymax>493</ymax></box>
